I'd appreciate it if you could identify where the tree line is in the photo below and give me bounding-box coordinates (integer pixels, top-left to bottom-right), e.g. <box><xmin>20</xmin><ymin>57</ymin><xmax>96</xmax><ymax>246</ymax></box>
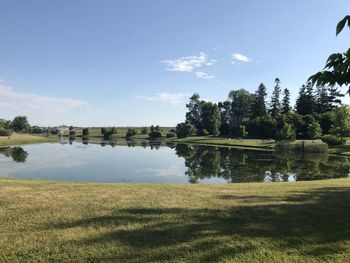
<box><xmin>176</xmin><ymin>78</ymin><xmax>350</xmax><ymax>144</ymax></box>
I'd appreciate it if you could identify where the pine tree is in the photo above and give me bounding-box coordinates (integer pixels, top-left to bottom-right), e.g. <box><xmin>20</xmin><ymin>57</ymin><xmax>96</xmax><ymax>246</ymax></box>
<box><xmin>281</xmin><ymin>88</ymin><xmax>291</xmax><ymax>114</ymax></box>
<box><xmin>295</xmin><ymin>83</ymin><xmax>315</xmax><ymax>115</ymax></box>
<box><xmin>269</xmin><ymin>78</ymin><xmax>282</xmax><ymax>117</ymax></box>
<box><xmin>251</xmin><ymin>83</ymin><xmax>267</xmax><ymax>118</ymax></box>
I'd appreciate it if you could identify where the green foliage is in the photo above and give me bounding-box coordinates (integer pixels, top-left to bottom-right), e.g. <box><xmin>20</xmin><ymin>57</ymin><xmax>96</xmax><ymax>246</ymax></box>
<box><xmin>228</xmin><ymin>89</ymin><xmax>255</xmax><ymax>121</ymax></box>
<box><xmin>309</xmin><ymin>15</ymin><xmax>350</xmax><ymax>92</ymax></box>
<box><xmin>295</xmin><ymin>83</ymin><xmax>316</xmax><ymax>115</ymax></box>
<box><xmin>0</xmin><ymin>128</ymin><xmax>12</xmax><ymax>136</ymax></box>
<box><xmin>330</xmin><ymin>106</ymin><xmax>350</xmax><ymax>140</ymax></box>
<box><xmin>141</xmin><ymin>127</ymin><xmax>148</xmax><ymax>135</ymax></box>
<box><xmin>308</xmin><ymin>122</ymin><xmax>322</xmax><ymax>140</ymax></box>
<box><xmin>126</xmin><ymin>128</ymin><xmax>137</xmax><ymax>138</ymax></box>
<box><xmin>277</xmin><ymin>123</ymin><xmax>296</xmax><ymax>141</ymax></box>
<box><xmin>185</xmin><ymin>93</ymin><xmax>203</xmax><ymax>132</ymax></box>
<box><xmin>239</xmin><ymin>125</ymin><xmax>248</xmax><ymax>138</ymax></box>
<box><xmin>269</xmin><ymin>78</ymin><xmax>282</xmax><ymax>117</ymax></box>
<box><xmin>166</xmin><ymin>132</ymin><xmax>176</xmax><ymax>138</ymax></box>
<box><xmin>201</xmin><ymin>102</ymin><xmax>221</xmax><ymax>135</ymax></box>
<box><xmin>322</xmin><ymin>134</ymin><xmax>344</xmax><ymax>146</ymax></box>
<box><xmin>69</xmin><ymin>130</ymin><xmax>76</xmax><ymax>136</ymax></box>
<box><xmin>251</xmin><ymin>83</ymin><xmax>267</xmax><ymax>118</ymax></box>
<box><xmin>11</xmin><ymin>116</ymin><xmax>29</xmax><ymax>132</ymax></box>
<box><xmin>101</xmin><ymin>127</ymin><xmax>116</xmax><ymax>139</ymax></box>
<box><xmin>201</xmin><ymin>129</ymin><xmax>209</xmax><ymax>136</ymax></box>
<box><xmin>336</xmin><ymin>15</ymin><xmax>350</xmax><ymax>35</ymax></box>
<box><xmin>149</xmin><ymin>131</ymin><xmax>162</xmax><ymax>139</ymax></box>
<box><xmin>29</xmin><ymin>126</ymin><xmax>43</xmax><ymax>134</ymax></box>
<box><xmin>82</xmin><ymin>128</ymin><xmax>89</xmax><ymax>136</ymax></box>
<box><xmin>281</xmin><ymin>88</ymin><xmax>291</xmax><ymax>114</ymax></box>
<box><xmin>176</xmin><ymin>122</ymin><xmax>196</xmax><ymax>138</ymax></box>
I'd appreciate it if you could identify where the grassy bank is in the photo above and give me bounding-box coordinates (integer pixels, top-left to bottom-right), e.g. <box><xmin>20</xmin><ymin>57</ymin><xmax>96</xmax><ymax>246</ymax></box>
<box><xmin>167</xmin><ymin>136</ymin><xmax>276</xmax><ymax>151</ymax></box>
<box><xmin>0</xmin><ymin>134</ymin><xmax>57</xmax><ymax>148</ymax></box>
<box><xmin>0</xmin><ymin>178</ymin><xmax>349</xmax><ymax>262</ymax></box>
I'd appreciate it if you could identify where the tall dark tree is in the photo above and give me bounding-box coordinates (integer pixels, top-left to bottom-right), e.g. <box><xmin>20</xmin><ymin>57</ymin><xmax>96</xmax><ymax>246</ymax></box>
<box><xmin>11</xmin><ymin>116</ymin><xmax>29</xmax><ymax>132</ymax></box>
<box><xmin>201</xmin><ymin>102</ymin><xmax>221</xmax><ymax>135</ymax></box>
<box><xmin>295</xmin><ymin>83</ymin><xmax>316</xmax><ymax>115</ymax></box>
<box><xmin>269</xmin><ymin>78</ymin><xmax>282</xmax><ymax>117</ymax></box>
<box><xmin>281</xmin><ymin>88</ymin><xmax>291</xmax><ymax>114</ymax></box>
<box><xmin>251</xmin><ymin>83</ymin><xmax>267</xmax><ymax>118</ymax></box>
<box><xmin>218</xmin><ymin>101</ymin><xmax>231</xmax><ymax>135</ymax></box>
<box><xmin>185</xmin><ymin>93</ymin><xmax>203</xmax><ymax>132</ymax></box>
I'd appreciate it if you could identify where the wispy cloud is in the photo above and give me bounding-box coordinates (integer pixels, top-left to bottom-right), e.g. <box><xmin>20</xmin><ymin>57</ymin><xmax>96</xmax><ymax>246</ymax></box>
<box><xmin>195</xmin><ymin>71</ymin><xmax>215</xmax><ymax>79</ymax></box>
<box><xmin>137</xmin><ymin>92</ymin><xmax>190</xmax><ymax>106</ymax></box>
<box><xmin>0</xmin><ymin>84</ymin><xmax>88</xmax><ymax>113</ymax></box>
<box><xmin>231</xmin><ymin>53</ymin><xmax>252</xmax><ymax>63</ymax></box>
<box><xmin>161</xmin><ymin>52</ymin><xmax>216</xmax><ymax>72</ymax></box>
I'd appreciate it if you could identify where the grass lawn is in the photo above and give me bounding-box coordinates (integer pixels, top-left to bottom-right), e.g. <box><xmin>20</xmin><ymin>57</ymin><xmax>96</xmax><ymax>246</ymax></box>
<box><xmin>0</xmin><ymin>178</ymin><xmax>350</xmax><ymax>262</ymax></box>
<box><xmin>0</xmin><ymin>134</ymin><xmax>57</xmax><ymax>148</ymax></box>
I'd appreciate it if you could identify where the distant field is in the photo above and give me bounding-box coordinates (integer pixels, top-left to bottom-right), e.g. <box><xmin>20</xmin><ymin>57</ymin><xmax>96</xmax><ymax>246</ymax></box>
<box><xmin>0</xmin><ymin>178</ymin><xmax>349</xmax><ymax>262</ymax></box>
<box><xmin>0</xmin><ymin>134</ymin><xmax>57</xmax><ymax>148</ymax></box>
<box><xmin>66</xmin><ymin>127</ymin><xmax>175</xmax><ymax>138</ymax></box>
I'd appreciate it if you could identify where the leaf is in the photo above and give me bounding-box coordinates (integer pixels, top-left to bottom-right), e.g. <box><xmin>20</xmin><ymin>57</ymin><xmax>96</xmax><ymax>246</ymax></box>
<box><xmin>336</xmin><ymin>15</ymin><xmax>350</xmax><ymax>36</ymax></box>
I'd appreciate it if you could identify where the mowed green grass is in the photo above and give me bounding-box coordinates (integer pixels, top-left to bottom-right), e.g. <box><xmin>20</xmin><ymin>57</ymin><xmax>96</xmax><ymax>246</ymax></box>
<box><xmin>0</xmin><ymin>178</ymin><xmax>350</xmax><ymax>262</ymax></box>
<box><xmin>0</xmin><ymin>134</ymin><xmax>57</xmax><ymax>148</ymax></box>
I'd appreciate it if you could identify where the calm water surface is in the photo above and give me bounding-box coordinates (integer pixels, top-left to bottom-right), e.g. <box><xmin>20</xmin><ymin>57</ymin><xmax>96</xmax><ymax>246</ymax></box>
<box><xmin>0</xmin><ymin>140</ymin><xmax>349</xmax><ymax>183</ymax></box>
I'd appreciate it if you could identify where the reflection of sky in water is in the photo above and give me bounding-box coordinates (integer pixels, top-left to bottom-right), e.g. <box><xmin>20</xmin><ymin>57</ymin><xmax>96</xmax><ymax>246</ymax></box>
<box><xmin>1</xmin><ymin>142</ymin><xmax>349</xmax><ymax>184</ymax></box>
<box><xmin>0</xmin><ymin>143</ymin><xmax>190</xmax><ymax>183</ymax></box>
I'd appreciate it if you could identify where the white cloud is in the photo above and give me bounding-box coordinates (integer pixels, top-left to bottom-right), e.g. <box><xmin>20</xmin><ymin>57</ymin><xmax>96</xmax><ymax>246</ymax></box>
<box><xmin>137</xmin><ymin>92</ymin><xmax>190</xmax><ymax>106</ymax></box>
<box><xmin>195</xmin><ymin>71</ymin><xmax>215</xmax><ymax>79</ymax></box>
<box><xmin>161</xmin><ymin>52</ymin><xmax>216</xmax><ymax>72</ymax></box>
<box><xmin>231</xmin><ymin>53</ymin><xmax>252</xmax><ymax>63</ymax></box>
<box><xmin>0</xmin><ymin>84</ymin><xmax>88</xmax><ymax>113</ymax></box>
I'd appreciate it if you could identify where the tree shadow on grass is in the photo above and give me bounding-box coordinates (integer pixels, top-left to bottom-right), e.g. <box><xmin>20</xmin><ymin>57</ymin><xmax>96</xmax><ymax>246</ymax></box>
<box><xmin>45</xmin><ymin>187</ymin><xmax>350</xmax><ymax>262</ymax></box>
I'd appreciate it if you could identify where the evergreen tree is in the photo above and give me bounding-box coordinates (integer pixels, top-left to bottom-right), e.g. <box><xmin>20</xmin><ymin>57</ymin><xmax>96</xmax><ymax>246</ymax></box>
<box><xmin>281</xmin><ymin>88</ymin><xmax>291</xmax><ymax>114</ymax></box>
<box><xmin>269</xmin><ymin>78</ymin><xmax>282</xmax><ymax>117</ymax></box>
<box><xmin>295</xmin><ymin>83</ymin><xmax>315</xmax><ymax>115</ymax></box>
<box><xmin>251</xmin><ymin>83</ymin><xmax>267</xmax><ymax>118</ymax></box>
<box><xmin>315</xmin><ymin>86</ymin><xmax>330</xmax><ymax>113</ymax></box>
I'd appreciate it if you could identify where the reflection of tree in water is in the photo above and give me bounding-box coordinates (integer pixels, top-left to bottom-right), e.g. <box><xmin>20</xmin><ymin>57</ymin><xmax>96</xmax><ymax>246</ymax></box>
<box><xmin>174</xmin><ymin>144</ymin><xmax>350</xmax><ymax>184</ymax></box>
<box><xmin>0</xmin><ymin>147</ymin><xmax>28</xmax><ymax>163</ymax></box>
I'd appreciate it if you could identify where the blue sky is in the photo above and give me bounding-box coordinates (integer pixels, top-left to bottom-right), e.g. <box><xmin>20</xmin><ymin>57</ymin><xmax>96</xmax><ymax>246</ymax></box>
<box><xmin>0</xmin><ymin>0</ymin><xmax>349</xmax><ymax>126</ymax></box>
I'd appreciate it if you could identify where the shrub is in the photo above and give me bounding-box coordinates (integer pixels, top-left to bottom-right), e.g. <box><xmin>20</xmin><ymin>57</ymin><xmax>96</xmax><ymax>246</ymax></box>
<box><xmin>201</xmin><ymin>129</ymin><xmax>209</xmax><ymax>136</ymax></box>
<box><xmin>69</xmin><ymin>130</ymin><xmax>76</xmax><ymax>136</ymax></box>
<box><xmin>82</xmin><ymin>128</ymin><xmax>89</xmax><ymax>136</ymax></box>
<box><xmin>141</xmin><ymin>127</ymin><xmax>148</xmax><ymax>135</ymax></box>
<box><xmin>126</xmin><ymin>128</ymin><xmax>137</xmax><ymax>138</ymax></box>
<box><xmin>0</xmin><ymin>128</ymin><xmax>12</xmax><ymax>136</ymax></box>
<box><xmin>321</xmin><ymin>134</ymin><xmax>345</xmax><ymax>145</ymax></box>
<box><xmin>149</xmin><ymin>131</ymin><xmax>162</xmax><ymax>139</ymax></box>
<box><xmin>102</xmin><ymin>127</ymin><xmax>116</xmax><ymax>139</ymax></box>
<box><xmin>166</xmin><ymin>132</ymin><xmax>176</xmax><ymax>138</ymax></box>
<box><xmin>176</xmin><ymin>123</ymin><xmax>196</xmax><ymax>138</ymax></box>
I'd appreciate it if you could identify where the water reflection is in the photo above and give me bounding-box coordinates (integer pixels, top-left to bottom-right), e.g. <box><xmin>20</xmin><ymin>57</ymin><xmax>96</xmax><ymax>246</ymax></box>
<box><xmin>0</xmin><ymin>147</ymin><xmax>28</xmax><ymax>163</ymax></box>
<box><xmin>0</xmin><ymin>142</ymin><xmax>349</xmax><ymax>184</ymax></box>
<box><xmin>174</xmin><ymin>144</ymin><xmax>350</xmax><ymax>183</ymax></box>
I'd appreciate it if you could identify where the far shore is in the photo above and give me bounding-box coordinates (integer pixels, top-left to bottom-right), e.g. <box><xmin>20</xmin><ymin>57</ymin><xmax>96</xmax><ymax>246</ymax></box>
<box><xmin>2</xmin><ymin>133</ymin><xmax>350</xmax><ymax>157</ymax></box>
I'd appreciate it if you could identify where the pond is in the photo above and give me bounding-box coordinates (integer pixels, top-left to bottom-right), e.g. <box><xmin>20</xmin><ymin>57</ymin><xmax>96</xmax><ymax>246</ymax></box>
<box><xmin>0</xmin><ymin>139</ymin><xmax>349</xmax><ymax>183</ymax></box>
